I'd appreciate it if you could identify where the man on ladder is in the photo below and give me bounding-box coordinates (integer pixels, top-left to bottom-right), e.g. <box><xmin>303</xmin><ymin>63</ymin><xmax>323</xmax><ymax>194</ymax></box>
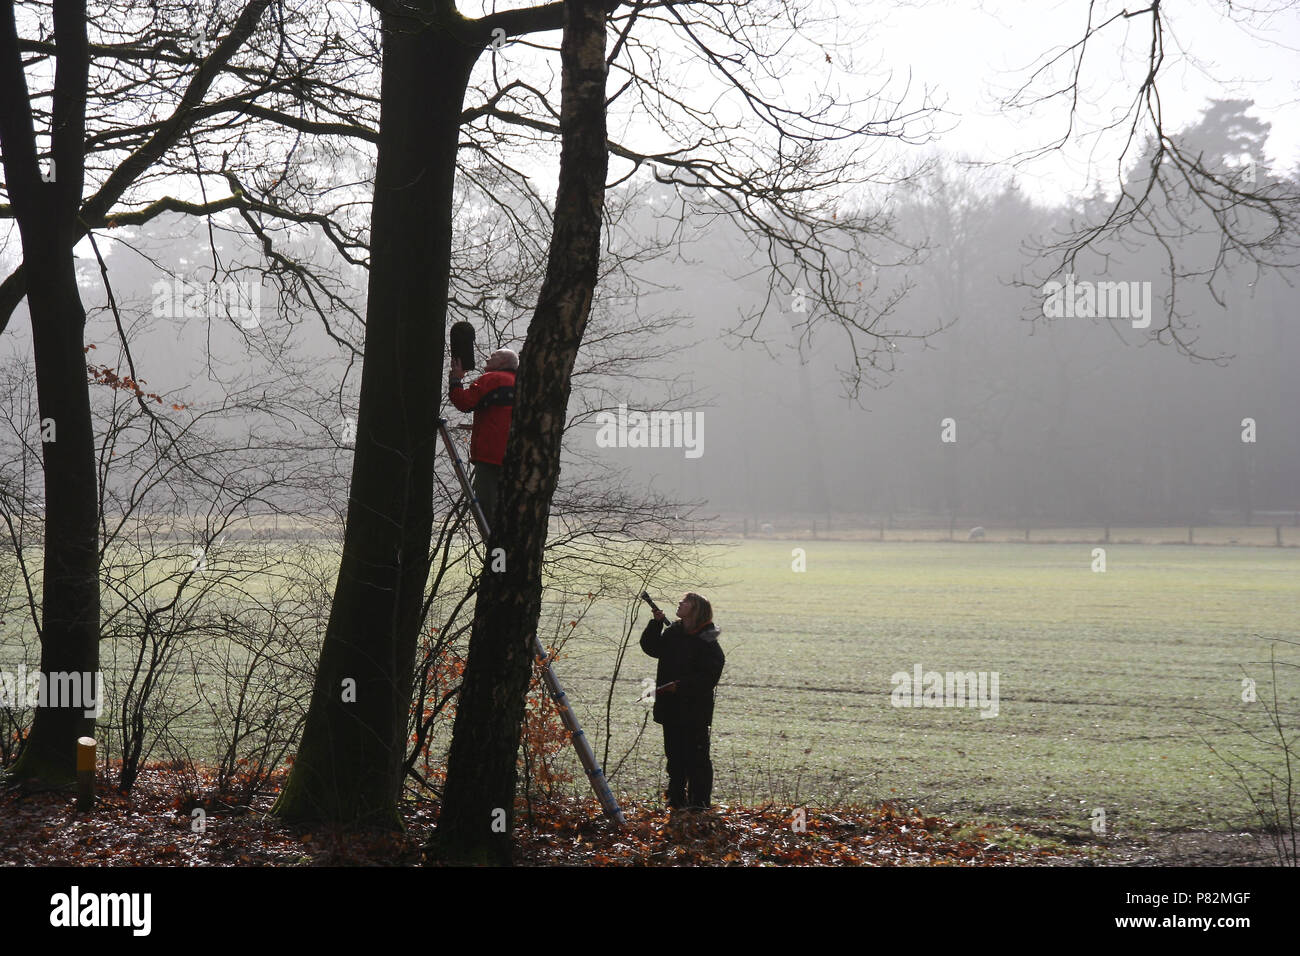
<box><xmin>439</xmin><ymin>328</ymin><xmax>625</xmax><ymax>826</ymax></box>
<box><xmin>447</xmin><ymin>346</ymin><xmax>518</xmax><ymax>527</ymax></box>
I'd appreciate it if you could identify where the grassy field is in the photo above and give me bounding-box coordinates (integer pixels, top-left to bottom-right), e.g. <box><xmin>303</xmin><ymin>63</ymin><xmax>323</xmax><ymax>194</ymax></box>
<box><xmin>554</xmin><ymin>539</ymin><xmax>1300</xmax><ymax>839</ymax></box>
<box><xmin>4</xmin><ymin>535</ymin><xmax>1297</xmax><ymax>845</ymax></box>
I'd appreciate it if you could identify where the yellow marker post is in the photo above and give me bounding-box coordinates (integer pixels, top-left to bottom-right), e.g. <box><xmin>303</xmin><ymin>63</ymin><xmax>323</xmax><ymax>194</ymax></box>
<box><xmin>76</xmin><ymin>736</ymin><xmax>96</xmax><ymax>810</ymax></box>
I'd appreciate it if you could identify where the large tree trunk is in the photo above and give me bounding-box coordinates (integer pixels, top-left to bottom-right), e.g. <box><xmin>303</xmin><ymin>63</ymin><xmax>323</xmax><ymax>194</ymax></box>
<box><xmin>431</xmin><ymin>0</ymin><xmax>609</xmax><ymax>865</ymax></box>
<box><xmin>0</xmin><ymin>0</ymin><xmax>100</xmax><ymax>785</ymax></box>
<box><xmin>10</xmin><ymin>253</ymin><xmax>100</xmax><ymax>784</ymax></box>
<box><xmin>272</xmin><ymin>6</ymin><xmax>480</xmax><ymax>826</ymax></box>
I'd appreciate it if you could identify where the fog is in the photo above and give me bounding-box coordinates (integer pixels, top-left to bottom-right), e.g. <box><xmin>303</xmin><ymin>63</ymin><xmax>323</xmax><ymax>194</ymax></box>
<box><xmin>2</xmin><ymin>102</ymin><xmax>1294</xmax><ymax>533</ymax></box>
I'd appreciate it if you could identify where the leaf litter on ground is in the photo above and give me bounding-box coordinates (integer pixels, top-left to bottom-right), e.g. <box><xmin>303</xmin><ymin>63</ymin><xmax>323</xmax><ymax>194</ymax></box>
<box><xmin>0</xmin><ymin>764</ymin><xmax>1082</xmax><ymax>867</ymax></box>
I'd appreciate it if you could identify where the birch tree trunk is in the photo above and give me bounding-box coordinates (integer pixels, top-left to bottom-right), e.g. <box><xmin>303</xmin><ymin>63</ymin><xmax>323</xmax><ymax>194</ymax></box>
<box><xmin>431</xmin><ymin>0</ymin><xmax>610</xmax><ymax>864</ymax></box>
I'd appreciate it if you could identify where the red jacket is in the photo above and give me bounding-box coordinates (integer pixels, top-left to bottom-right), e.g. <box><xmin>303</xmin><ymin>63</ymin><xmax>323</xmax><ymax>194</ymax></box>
<box><xmin>448</xmin><ymin>369</ymin><xmax>515</xmax><ymax>465</ymax></box>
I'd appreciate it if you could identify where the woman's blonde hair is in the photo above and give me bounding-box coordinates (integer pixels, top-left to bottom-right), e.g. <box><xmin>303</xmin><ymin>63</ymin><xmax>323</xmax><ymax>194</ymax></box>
<box><xmin>685</xmin><ymin>592</ymin><xmax>712</xmax><ymax>630</ymax></box>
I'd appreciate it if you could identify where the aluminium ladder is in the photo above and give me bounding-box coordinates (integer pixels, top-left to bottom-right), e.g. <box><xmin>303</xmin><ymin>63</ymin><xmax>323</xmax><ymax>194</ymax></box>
<box><xmin>436</xmin><ymin>418</ymin><xmax>626</xmax><ymax>826</ymax></box>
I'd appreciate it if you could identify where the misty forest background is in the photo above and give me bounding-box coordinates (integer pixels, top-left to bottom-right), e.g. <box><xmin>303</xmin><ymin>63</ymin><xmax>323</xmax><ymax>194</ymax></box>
<box><xmin>5</xmin><ymin>101</ymin><xmax>1294</xmax><ymax>530</ymax></box>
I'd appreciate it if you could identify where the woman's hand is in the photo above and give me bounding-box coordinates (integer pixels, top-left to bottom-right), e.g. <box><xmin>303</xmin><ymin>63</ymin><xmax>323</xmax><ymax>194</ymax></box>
<box><xmin>449</xmin><ymin>356</ymin><xmax>464</xmax><ymax>380</ymax></box>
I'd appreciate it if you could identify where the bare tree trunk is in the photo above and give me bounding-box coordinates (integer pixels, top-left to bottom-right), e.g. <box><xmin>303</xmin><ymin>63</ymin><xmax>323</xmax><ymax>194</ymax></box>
<box><xmin>272</xmin><ymin>5</ymin><xmax>479</xmax><ymax>827</ymax></box>
<box><xmin>431</xmin><ymin>0</ymin><xmax>610</xmax><ymax>865</ymax></box>
<box><xmin>0</xmin><ymin>0</ymin><xmax>100</xmax><ymax>784</ymax></box>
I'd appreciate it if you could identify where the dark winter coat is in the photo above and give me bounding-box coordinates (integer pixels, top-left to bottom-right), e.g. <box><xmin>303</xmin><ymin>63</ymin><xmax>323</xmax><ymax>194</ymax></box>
<box><xmin>640</xmin><ymin>618</ymin><xmax>725</xmax><ymax>726</ymax></box>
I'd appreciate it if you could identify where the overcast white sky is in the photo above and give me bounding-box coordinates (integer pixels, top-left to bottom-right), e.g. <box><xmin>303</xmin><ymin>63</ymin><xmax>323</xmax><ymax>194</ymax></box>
<box><xmin>824</xmin><ymin>0</ymin><xmax>1300</xmax><ymax>202</ymax></box>
<box><xmin>485</xmin><ymin>0</ymin><xmax>1300</xmax><ymax>206</ymax></box>
<box><xmin>17</xmin><ymin>0</ymin><xmax>1297</xmax><ymax>278</ymax></box>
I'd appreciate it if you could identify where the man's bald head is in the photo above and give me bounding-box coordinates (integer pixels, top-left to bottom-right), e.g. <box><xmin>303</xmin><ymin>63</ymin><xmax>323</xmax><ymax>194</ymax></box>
<box><xmin>485</xmin><ymin>348</ymin><xmax>519</xmax><ymax>372</ymax></box>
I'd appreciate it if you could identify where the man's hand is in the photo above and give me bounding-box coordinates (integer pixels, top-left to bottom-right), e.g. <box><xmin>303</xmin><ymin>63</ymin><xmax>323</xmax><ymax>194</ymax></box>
<box><xmin>449</xmin><ymin>356</ymin><xmax>464</xmax><ymax>380</ymax></box>
<box><xmin>652</xmin><ymin>608</ymin><xmax>665</xmax><ymax>624</ymax></box>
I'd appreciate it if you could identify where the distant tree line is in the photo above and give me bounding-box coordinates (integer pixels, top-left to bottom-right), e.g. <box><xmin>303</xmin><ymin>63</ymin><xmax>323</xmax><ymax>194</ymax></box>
<box><xmin>595</xmin><ymin>100</ymin><xmax>1299</xmax><ymax>526</ymax></box>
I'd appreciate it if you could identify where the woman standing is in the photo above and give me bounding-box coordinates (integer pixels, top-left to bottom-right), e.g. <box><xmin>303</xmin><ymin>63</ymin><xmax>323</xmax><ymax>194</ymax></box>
<box><xmin>640</xmin><ymin>593</ymin><xmax>725</xmax><ymax>810</ymax></box>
